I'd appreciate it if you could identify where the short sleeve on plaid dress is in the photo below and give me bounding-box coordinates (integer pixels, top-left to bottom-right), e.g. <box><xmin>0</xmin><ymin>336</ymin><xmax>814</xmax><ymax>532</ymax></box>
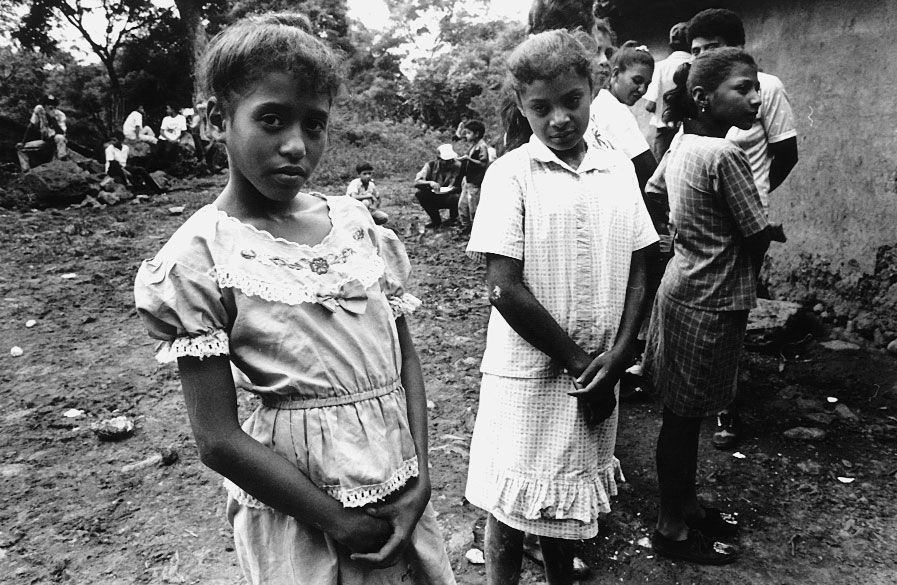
<box><xmin>642</xmin><ymin>135</ymin><xmax>769</xmax><ymax>417</ymax></box>
<box><xmin>133</xmin><ymin>195</ymin><xmax>455</xmax><ymax>585</ymax></box>
<box><xmin>464</xmin><ymin>135</ymin><xmax>658</xmax><ymax>539</ymax></box>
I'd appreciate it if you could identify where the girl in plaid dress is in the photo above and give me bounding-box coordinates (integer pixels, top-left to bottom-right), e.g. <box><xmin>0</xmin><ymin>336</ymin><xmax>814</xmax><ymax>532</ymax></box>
<box><xmin>465</xmin><ymin>30</ymin><xmax>658</xmax><ymax>584</ymax></box>
<box><xmin>642</xmin><ymin>48</ymin><xmax>775</xmax><ymax>564</ymax></box>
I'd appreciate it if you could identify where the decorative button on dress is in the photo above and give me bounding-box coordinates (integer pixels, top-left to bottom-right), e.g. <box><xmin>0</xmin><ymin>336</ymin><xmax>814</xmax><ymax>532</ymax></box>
<box><xmin>134</xmin><ymin>194</ymin><xmax>455</xmax><ymax>585</ymax></box>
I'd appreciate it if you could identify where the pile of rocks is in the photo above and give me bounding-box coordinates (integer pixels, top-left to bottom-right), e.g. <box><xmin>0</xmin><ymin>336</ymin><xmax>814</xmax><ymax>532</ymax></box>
<box><xmin>0</xmin><ymin>153</ymin><xmax>173</xmax><ymax>210</ymax></box>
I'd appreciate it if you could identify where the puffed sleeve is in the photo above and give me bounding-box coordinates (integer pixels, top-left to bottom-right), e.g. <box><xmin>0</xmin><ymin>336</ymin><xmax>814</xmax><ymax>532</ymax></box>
<box><xmin>370</xmin><ymin>225</ymin><xmax>422</xmax><ymax>319</ymax></box>
<box><xmin>466</xmin><ymin>154</ymin><xmax>525</xmax><ymax>264</ymax></box>
<box><xmin>134</xmin><ymin>256</ymin><xmax>230</xmax><ymax>363</ymax></box>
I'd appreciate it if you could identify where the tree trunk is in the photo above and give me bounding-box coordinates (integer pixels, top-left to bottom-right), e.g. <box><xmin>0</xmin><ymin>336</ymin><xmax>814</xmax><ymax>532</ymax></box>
<box><xmin>173</xmin><ymin>0</ymin><xmax>208</xmax><ymax>101</ymax></box>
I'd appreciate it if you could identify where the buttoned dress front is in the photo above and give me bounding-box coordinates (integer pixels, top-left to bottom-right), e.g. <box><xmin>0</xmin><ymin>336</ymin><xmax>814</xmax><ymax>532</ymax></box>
<box><xmin>465</xmin><ymin>136</ymin><xmax>658</xmax><ymax>539</ymax></box>
<box><xmin>134</xmin><ymin>195</ymin><xmax>455</xmax><ymax>585</ymax></box>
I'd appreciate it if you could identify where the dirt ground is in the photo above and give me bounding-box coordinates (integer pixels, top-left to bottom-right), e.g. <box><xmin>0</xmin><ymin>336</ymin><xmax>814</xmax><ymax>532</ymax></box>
<box><xmin>1</xmin><ymin>175</ymin><xmax>896</xmax><ymax>584</ymax></box>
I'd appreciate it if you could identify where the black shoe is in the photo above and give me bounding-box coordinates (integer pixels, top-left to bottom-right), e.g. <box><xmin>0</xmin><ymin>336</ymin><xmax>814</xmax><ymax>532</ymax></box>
<box><xmin>652</xmin><ymin>529</ymin><xmax>740</xmax><ymax>565</ymax></box>
<box><xmin>686</xmin><ymin>507</ymin><xmax>740</xmax><ymax>539</ymax></box>
<box><xmin>712</xmin><ymin>411</ymin><xmax>740</xmax><ymax>450</ymax></box>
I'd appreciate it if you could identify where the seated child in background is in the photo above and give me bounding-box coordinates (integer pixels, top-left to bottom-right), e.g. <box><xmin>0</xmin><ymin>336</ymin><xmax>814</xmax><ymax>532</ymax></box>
<box><xmin>105</xmin><ymin>131</ymin><xmax>161</xmax><ymax>193</ymax></box>
<box><xmin>346</xmin><ymin>161</ymin><xmax>389</xmax><ymax>225</ymax></box>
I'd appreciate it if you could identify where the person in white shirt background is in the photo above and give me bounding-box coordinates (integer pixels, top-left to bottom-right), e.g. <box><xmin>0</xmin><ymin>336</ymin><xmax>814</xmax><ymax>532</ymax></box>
<box><xmin>644</xmin><ymin>22</ymin><xmax>691</xmax><ymax>162</ymax></box>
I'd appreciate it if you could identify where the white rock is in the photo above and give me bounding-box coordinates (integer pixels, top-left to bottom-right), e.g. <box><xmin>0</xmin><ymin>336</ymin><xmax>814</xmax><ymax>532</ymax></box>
<box><xmin>25</xmin><ymin>320</ymin><xmax>36</xmax><ymax>328</ymax></box>
<box><xmin>63</xmin><ymin>409</ymin><xmax>84</xmax><ymax>418</ymax></box>
<box><xmin>465</xmin><ymin>548</ymin><xmax>485</xmax><ymax>565</ymax></box>
<box><xmin>10</xmin><ymin>346</ymin><xmax>23</xmax><ymax>357</ymax></box>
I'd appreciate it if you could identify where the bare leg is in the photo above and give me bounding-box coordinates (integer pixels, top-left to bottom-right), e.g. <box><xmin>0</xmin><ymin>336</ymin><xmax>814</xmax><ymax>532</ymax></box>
<box><xmin>485</xmin><ymin>514</ymin><xmax>524</xmax><ymax>585</ymax></box>
<box><xmin>539</xmin><ymin>535</ymin><xmax>575</xmax><ymax>585</ymax></box>
<box><xmin>656</xmin><ymin>406</ymin><xmax>702</xmax><ymax>540</ymax></box>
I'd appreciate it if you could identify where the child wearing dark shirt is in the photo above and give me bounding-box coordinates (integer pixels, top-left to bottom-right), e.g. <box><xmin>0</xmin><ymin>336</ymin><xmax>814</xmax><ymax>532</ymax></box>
<box><xmin>458</xmin><ymin>120</ymin><xmax>490</xmax><ymax>235</ymax></box>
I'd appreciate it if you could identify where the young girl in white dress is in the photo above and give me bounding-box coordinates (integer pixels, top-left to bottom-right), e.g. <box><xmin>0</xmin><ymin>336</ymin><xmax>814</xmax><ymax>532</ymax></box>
<box><xmin>464</xmin><ymin>29</ymin><xmax>658</xmax><ymax>585</ymax></box>
<box><xmin>133</xmin><ymin>12</ymin><xmax>455</xmax><ymax>585</ymax></box>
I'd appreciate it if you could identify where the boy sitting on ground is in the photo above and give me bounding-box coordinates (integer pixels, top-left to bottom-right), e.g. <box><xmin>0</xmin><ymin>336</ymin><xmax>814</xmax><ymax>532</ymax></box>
<box><xmin>105</xmin><ymin>131</ymin><xmax>162</xmax><ymax>193</ymax></box>
<box><xmin>345</xmin><ymin>161</ymin><xmax>388</xmax><ymax>225</ymax></box>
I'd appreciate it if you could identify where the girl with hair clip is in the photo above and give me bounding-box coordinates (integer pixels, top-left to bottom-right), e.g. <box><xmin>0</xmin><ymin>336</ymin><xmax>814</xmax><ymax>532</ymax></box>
<box><xmin>133</xmin><ymin>12</ymin><xmax>455</xmax><ymax>585</ymax></box>
<box><xmin>643</xmin><ymin>47</ymin><xmax>774</xmax><ymax>565</ymax></box>
<box><xmin>608</xmin><ymin>41</ymin><xmax>655</xmax><ymax>108</ymax></box>
<box><xmin>465</xmin><ymin>29</ymin><xmax>658</xmax><ymax>585</ymax></box>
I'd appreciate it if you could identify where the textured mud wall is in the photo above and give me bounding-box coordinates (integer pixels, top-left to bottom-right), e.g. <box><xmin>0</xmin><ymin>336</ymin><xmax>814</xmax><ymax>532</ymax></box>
<box><xmin>628</xmin><ymin>0</ymin><xmax>897</xmax><ymax>342</ymax></box>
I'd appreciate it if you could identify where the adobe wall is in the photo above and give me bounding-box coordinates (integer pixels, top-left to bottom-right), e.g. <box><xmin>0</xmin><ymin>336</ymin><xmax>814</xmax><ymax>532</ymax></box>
<box><xmin>628</xmin><ymin>0</ymin><xmax>897</xmax><ymax>339</ymax></box>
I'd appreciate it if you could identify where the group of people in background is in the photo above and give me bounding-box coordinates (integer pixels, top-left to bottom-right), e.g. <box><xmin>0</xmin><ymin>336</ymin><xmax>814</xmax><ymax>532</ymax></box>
<box><xmin>132</xmin><ymin>3</ymin><xmax>800</xmax><ymax>585</ymax></box>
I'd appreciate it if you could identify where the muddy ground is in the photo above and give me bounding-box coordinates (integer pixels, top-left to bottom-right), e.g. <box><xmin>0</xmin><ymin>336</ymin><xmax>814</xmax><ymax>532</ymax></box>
<box><xmin>1</xmin><ymin>175</ymin><xmax>896</xmax><ymax>584</ymax></box>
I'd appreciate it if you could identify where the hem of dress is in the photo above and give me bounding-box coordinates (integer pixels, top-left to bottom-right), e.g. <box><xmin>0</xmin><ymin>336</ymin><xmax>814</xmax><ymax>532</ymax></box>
<box><xmin>223</xmin><ymin>456</ymin><xmax>419</xmax><ymax>511</ymax></box>
<box><xmin>466</xmin><ymin>456</ymin><xmax>624</xmax><ymax>527</ymax></box>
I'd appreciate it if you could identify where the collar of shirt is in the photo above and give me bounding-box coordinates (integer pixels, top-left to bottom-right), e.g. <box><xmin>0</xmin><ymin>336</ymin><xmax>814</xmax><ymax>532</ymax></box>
<box><xmin>527</xmin><ymin>133</ymin><xmax>614</xmax><ymax>174</ymax></box>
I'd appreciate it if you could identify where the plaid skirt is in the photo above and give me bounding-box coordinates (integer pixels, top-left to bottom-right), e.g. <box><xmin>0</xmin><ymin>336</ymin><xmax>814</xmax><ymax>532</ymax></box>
<box><xmin>642</xmin><ymin>295</ymin><xmax>749</xmax><ymax>417</ymax></box>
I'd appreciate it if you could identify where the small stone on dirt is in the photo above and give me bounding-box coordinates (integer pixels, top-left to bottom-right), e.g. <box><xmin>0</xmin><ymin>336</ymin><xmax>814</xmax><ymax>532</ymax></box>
<box><xmin>820</xmin><ymin>340</ymin><xmax>861</xmax><ymax>351</ymax></box>
<box><xmin>91</xmin><ymin>415</ymin><xmax>135</xmax><ymax>441</ymax></box>
<box><xmin>803</xmin><ymin>412</ymin><xmax>836</xmax><ymax>425</ymax></box>
<box><xmin>25</xmin><ymin>319</ymin><xmax>36</xmax><ymax>328</ymax></box>
<box><xmin>784</xmin><ymin>426</ymin><xmax>827</xmax><ymax>441</ymax></box>
<box><xmin>169</xmin><ymin>206</ymin><xmax>186</xmax><ymax>215</ymax></box>
<box><xmin>887</xmin><ymin>338</ymin><xmax>897</xmax><ymax>356</ymax></box>
<box><xmin>834</xmin><ymin>404</ymin><xmax>859</xmax><ymax>421</ymax></box>
<box><xmin>9</xmin><ymin>346</ymin><xmax>23</xmax><ymax>357</ymax></box>
<box><xmin>465</xmin><ymin>548</ymin><xmax>485</xmax><ymax>565</ymax></box>
<box><xmin>797</xmin><ymin>460</ymin><xmax>822</xmax><ymax>475</ymax></box>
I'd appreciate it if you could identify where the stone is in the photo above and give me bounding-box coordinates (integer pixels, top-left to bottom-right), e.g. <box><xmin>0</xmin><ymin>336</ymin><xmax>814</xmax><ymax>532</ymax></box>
<box><xmin>783</xmin><ymin>426</ymin><xmax>827</xmax><ymax>441</ymax></box>
<box><xmin>149</xmin><ymin>170</ymin><xmax>174</xmax><ymax>191</ymax></box>
<box><xmin>96</xmin><ymin>190</ymin><xmax>120</xmax><ymax>206</ymax></box>
<box><xmin>803</xmin><ymin>412</ymin><xmax>835</xmax><ymax>426</ymax></box>
<box><xmin>91</xmin><ymin>415</ymin><xmax>135</xmax><ymax>441</ymax></box>
<box><xmin>887</xmin><ymin>339</ymin><xmax>897</xmax><ymax>356</ymax></box>
<box><xmin>820</xmin><ymin>340</ymin><xmax>861</xmax><ymax>351</ymax></box>
<box><xmin>833</xmin><ymin>404</ymin><xmax>859</xmax><ymax>421</ymax></box>
<box><xmin>745</xmin><ymin>299</ymin><xmax>806</xmax><ymax>350</ymax></box>
<box><xmin>21</xmin><ymin>159</ymin><xmax>91</xmax><ymax>207</ymax></box>
<box><xmin>797</xmin><ymin>460</ymin><xmax>822</xmax><ymax>475</ymax></box>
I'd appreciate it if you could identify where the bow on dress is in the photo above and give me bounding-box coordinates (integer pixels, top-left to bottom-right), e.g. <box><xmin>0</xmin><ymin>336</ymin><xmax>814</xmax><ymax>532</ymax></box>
<box><xmin>316</xmin><ymin>279</ymin><xmax>368</xmax><ymax>314</ymax></box>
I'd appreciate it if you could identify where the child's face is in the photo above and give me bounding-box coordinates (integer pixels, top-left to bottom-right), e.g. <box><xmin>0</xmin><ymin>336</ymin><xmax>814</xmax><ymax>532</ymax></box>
<box><xmin>461</xmin><ymin>128</ymin><xmax>474</xmax><ymax>142</ymax></box>
<box><xmin>218</xmin><ymin>71</ymin><xmax>330</xmax><ymax>203</ymax></box>
<box><xmin>517</xmin><ymin>70</ymin><xmax>591</xmax><ymax>156</ymax></box>
<box><xmin>359</xmin><ymin>170</ymin><xmax>373</xmax><ymax>185</ymax></box>
<box><xmin>691</xmin><ymin>35</ymin><xmax>729</xmax><ymax>57</ymax></box>
<box><xmin>611</xmin><ymin>63</ymin><xmax>654</xmax><ymax>107</ymax></box>
<box><xmin>704</xmin><ymin>62</ymin><xmax>760</xmax><ymax>131</ymax></box>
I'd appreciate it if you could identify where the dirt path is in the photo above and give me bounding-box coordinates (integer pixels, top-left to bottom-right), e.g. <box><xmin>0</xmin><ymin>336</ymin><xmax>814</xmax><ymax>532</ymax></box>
<box><xmin>1</xmin><ymin>177</ymin><xmax>895</xmax><ymax>584</ymax></box>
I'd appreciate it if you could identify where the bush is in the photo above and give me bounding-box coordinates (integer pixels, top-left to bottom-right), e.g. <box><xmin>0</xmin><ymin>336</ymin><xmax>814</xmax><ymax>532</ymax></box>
<box><xmin>310</xmin><ymin>117</ymin><xmax>447</xmax><ymax>188</ymax></box>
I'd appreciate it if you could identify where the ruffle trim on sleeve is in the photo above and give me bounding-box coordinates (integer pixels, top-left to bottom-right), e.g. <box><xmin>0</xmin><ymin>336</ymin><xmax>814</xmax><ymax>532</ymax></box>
<box><xmin>388</xmin><ymin>293</ymin><xmax>422</xmax><ymax>319</ymax></box>
<box><xmin>489</xmin><ymin>457</ymin><xmax>624</xmax><ymax>523</ymax></box>
<box><xmin>154</xmin><ymin>329</ymin><xmax>229</xmax><ymax>363</ymax></box>
<box><xmin>222</xmin><ymin>456</ymin><xmax>419</xmax><ymax>511</ymax></box>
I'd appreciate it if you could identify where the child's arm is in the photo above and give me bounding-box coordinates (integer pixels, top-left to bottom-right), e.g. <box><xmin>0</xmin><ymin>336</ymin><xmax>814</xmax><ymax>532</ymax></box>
<box><xmin>486</xmin><ymin>254</ymin><xmax>593</xmax><ymax>378</ymax></box>
<box><xmin>350</xmin><ymin>316</ymin><xmax>431</xmax><ymax>567</ymax></box>
<box><xmin>177</xmin><ymin>355</ymin><xmax>392</xmax><ymax>553</ymax></box>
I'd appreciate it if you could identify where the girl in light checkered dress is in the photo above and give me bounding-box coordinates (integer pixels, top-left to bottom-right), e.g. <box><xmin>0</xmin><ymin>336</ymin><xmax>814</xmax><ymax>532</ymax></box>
<box><xmin>465</xmin><ymin>30</ymin><xmax>658</xmax><ymax>584</ymax></box>
<box><xmin>642</xmin><ymin>47</ymin><xmax>776</xmax><ymax>565</ymax></box>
